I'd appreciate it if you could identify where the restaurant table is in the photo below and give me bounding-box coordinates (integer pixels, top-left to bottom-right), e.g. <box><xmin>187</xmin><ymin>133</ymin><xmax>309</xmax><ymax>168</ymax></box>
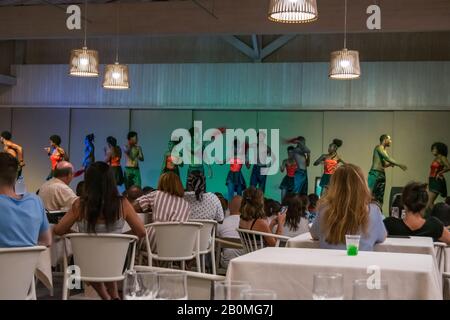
<box><xmin>227</xmin><ymin>247</ymin><xmax>442</xmax><ymax>300</ymax></box>
<box><xmin>286</xmin><ymin>232</ymin><xmax>435</xmax><ymax>256</ymax></box>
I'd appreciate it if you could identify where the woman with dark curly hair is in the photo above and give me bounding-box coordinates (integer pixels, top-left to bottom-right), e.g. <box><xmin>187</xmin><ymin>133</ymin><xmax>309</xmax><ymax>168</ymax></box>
<box><xmin>314</xmin><ymin>138</ymin><xmax>345</xmax><ymax>194</ymax></box>
<box><xmin>428</xmin><ymin>142</ymin><xmax>450</xmax><ymax>209</ymax></box>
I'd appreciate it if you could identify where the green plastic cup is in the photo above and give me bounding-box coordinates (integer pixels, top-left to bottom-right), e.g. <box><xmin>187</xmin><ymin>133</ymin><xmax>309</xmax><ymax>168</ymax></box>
<box><xmin>345</xmin><ymin>235</ymin><xmax>360</xmax><ymax>256</ymax></box>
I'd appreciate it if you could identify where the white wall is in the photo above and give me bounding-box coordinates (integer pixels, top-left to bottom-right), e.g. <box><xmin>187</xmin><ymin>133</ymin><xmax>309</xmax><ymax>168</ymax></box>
<box><xmin>1</xmin><ymin>62</ymin><xmax>450</xmax><ymax>110</ymax></box>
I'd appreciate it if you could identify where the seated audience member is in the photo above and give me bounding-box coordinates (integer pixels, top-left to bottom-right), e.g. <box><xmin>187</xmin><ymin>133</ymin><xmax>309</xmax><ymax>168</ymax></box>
<box><xmin>142</xmin><ymin>186</ymin><xmax>155</xmax><ymax>195</ymax></box>
<box><xmin>38</xmin><ymin>161</ymin><xmax>78</xmax><ymax>211</ymax></box>
<box><xmin>184</xmin><ymin>171</ymin><xmax>224</xmax><ymax>222</ymax></box>
<box><xmin>307</xmin><ymin>193</ymin><xmax>319</xmax><ymax>223</ymax></box>
<box><xmin>0</xmin><ymin>152</ymin><xmax>51</xmax><ymax>247</ymax></box>
<box><xmin>215</xmin><ymin>192</ymin><xmax>229</xmax><ymax>215</ymax></box>
<box><xmin>283</xmin><ymin>194</ymin><xmax>310</xmax><ymax>237</ymax></box>
<box><xmin>76</xmin><ymin>181</ymin><xmax>85</xmax><ymax>197</ymax></box>
<box><xmin>134</xmin><ymin>172</ymin><xmax>191</xmax><ymax>252</ymax></box>
<box><xmin>217</xmin><ymin>195</ymin><xmax>243</xmax><ymax>268</ymax></box>
<box><xmin>371</xmin><ymin>198</ymin><xmax>383</xmax><ymax>212</ymax></box>
<box><xmin>239</xmin><ymin>187</ymin><xmax>286</xmax><ymax>247</ymax></box>
<box><xmin>310</xmin><ymin>164</ymin><xmax>387</xmax><ymax>251</ymax></box>
<box><xmin>431</xmin><ymin>202</ymin><xmax>450</xmax><ymax>226</ymax></box>
<box><xmin>54</xmin><ymin>161</ymin><xmax>145</xmax><ymax>300</ymax></box>
<box><xmin>264</xmin><ymin>198</ymin><xmax>281</xmax><ymax>224</ymax></box>
<box><xmin>384</xmin><ymin>182</ymin><xmax>450</xmax><ymax>243</ymax></box>
<box><xmin>125</xmin><ymin>185</ymin><xmax>143</xmax><ymax>204</ymax></box>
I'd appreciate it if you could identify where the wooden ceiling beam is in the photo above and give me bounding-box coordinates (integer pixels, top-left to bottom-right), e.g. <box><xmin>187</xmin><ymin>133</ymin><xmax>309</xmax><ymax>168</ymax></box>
<box><xmin>0</xmin><ymin>0</ymin><xmax>449</xmax><ymax>40</ymax></box>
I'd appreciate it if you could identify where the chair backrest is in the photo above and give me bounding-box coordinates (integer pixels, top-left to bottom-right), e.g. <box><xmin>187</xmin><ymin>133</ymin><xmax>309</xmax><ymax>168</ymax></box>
<box><xmin>0</xmin><ymin>246</ymin><xmax>46</xmax><ymax>299</ymax></box>
<box><xmin>63</xmin><ymin>233</ymin><xmax>137</xmax><ymax>282</ymax></box>
<box><xmin>389</xmin><ymin>187</ymin><xmax>404</xmax><ymax>214</ymax></box>
<box><xmin>434</xmin><ymin>242</ymin><xmax>449</xmax><ymax>275</ymax></box>
<box><xmin>189</xmin><ymin>219</ymin><xmax>217</xmax><ymax>254</ymax></box>
<box><xmin>148</xmin><ymin>222</ymin><xmax>202</xmax><ymax>260</ymax></box>
<box><xmin>237</xmin><ymin>229</ymin><xmax>264</xmax><ymax>253</ymax></box>
<box><xmin>133</xmin><ymin>265</ymin><xmax>225</xmax><ymax>300</ymax></box>
<box><xmin>237</xmin><ymin>228</ymin><xmax>289</xmax><ymax>253</ymax></box>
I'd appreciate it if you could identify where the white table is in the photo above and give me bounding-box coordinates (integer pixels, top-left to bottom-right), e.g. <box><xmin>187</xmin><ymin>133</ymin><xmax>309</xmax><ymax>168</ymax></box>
<box><xmin>227</xmin><ymin>247</ymin><xmax>442</xmax><ymax>300</ymax></box>
<box><xmin>286</xmin><ymin>232</ymin><xmax>435</xmax><ymax>256</ymax></box>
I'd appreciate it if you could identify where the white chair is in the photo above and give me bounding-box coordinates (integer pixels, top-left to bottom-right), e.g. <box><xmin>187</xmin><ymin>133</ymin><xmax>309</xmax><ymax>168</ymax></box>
<box><xmin>214</xmin><ymin>237</ymin><xmax>243</xmax><ymax>275</ymax></box>
<box><xmin>143</xmin><ymin>222</ymin><xmax>202</xmax><ymax>272</ymax></box>
<box><xmin>133</xmin><ymin>265</ymin><xmax>225</xmax><ymax>300</ymax></box>
<box><xmin>434</xmin><ymin>242</ymin><xmax>448</xmax><ymax>275</ymax></box>
<box><xmin>62</xmin><ymin>233</ymin><xmax>138</xmax><ymax>300</ymax></box>
<box><xmin>0</xmin><ymin>246</ymin><xmax>46</xmax><ymax>300</ymax></box>
<box><xmin>435</xmin><ymin>242</ymin><xmax>450</xmax><ymax>299</ymax></box>
<box><xmin>237</xmin><ymin>228</ymin><xmax>290</xmax><ymax>253</ymax></box>
<box><xmin>189</xmin><ymin>219</ymin><xmax>217</xmax><ymax>274</ymax></box>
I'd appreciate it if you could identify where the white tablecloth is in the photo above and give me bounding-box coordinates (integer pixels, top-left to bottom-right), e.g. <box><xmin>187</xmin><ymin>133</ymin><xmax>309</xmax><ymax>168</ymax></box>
<box><xmin>227</xmin><ymin>247</ymin><xmax>442</xmax><ymax>300</ymax></box>
<box><xmin>286</xmin><ymin>233</ymin><xmax>435</xmax><ymax>256</ymax></box>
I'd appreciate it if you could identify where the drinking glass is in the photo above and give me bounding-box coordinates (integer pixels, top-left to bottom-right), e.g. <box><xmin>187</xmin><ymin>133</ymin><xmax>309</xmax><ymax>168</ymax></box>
<box><xmin>345</xmin><ymin>235</ymin><xmax>361</xmax><ymax>256</ymax></box>
<box><xmin>214</xmin><ymin>280</ymin><xmax>251</xmax><ymax>300</ymax></box>
<box><xmin>123</xmin><ymin>270</ymin><xmax>158</xmax><ymax>300</ymax></box>
<box><xmin>352</xmin><ymin>279</ymin><xmax>388</xmax><ymax>300</ymax></box>
<box><xmin>312</xmin><ymin>273</ymin><xmax>344</xmax><ymax>300</ymax></box>
<box><xmin>241</xmin><ymin>289</ymin><xmax>277</xmax><ymax>300</ymax></box>
<box><xmin>155</xmin><ymin>272</ymin><xmax>188</xmax><ymax>300</ymax></box>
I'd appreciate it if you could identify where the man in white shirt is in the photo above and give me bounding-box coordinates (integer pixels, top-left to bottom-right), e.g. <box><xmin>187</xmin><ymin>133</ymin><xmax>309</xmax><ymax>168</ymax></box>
<box><xmin>217</xmin><ymin>195</ymin><xmax>243</xmax><ymax>268</ymax></box>
<box><xmin>38</xmin><ymin>161</ymin><xmax>77</xmax><ymax>211</ymax></box>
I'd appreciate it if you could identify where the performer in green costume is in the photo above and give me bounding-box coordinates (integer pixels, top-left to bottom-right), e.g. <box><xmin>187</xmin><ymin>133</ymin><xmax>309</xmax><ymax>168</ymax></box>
<box><xmin>368</xmin><ymin>134</ymin><xmax>407</xmax><ymax>207</ymax></box>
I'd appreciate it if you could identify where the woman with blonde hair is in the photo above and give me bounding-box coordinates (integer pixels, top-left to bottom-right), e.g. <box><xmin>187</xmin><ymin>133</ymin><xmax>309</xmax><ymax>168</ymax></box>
<box><xmin>310</xmin><ymin>164</ymin><xmax>386</xmax><ymax>251</ymax></box>
<box><xmin>239</xmin><ymin>187</ymin><xmax>286</xmax><ymax>247</ymax></box>
<box><xmin>134</xmin><ymin>172</ymin><xmax>191</xmax><ymax>252</ymax></box>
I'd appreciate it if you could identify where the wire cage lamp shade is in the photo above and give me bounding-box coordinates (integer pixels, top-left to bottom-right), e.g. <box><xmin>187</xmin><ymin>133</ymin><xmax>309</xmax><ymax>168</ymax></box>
<box><xmin>69</xmin><ymin>47</ymin><xmax>99</xmax><ymax>77</ymax></box>
<box><xmin>268</xmin><ymin>0</ymin><xmax>318</xmax><ymax>23</ymax></box>
<box><xmin>103</xmin><ymin>62</ymin><xmax>130</xmax><ymax>90</ymax></box>
<box><xmin>329</xmin><ymin>49</ymin><xmax>361</xmax><ymax>80</ymax></box>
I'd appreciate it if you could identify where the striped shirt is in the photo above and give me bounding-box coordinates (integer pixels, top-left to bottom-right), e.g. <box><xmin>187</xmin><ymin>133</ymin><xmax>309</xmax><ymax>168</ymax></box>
<box><xmin>137</xmin><ymin>190</ymin><xmax>191</xmax><ymax>252</ymax></box>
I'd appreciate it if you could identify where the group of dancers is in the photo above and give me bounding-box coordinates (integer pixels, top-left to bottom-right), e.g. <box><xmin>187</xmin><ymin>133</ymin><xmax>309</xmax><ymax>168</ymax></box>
<box><xmin>1</xmin><ymin>129</ymin><xmax>449</xmax><ymax>211</ymax></box>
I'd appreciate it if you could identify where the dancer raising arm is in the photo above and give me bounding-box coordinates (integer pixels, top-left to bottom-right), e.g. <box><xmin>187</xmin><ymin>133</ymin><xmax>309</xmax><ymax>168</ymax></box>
<box><xmin>314</xmin><ymin>138</ymin><xmax>345</xmax><ymax>195</ymax></box>
<box><xmin>44</xmin><ymin>135</ymin><xmax>66</xmax><ymax>180</ymax></box>
<box><xmin>286</xmin><ymin>136</ymin><xmax>310</xmax><ymax>196</ymax></box>
<box><xmin>1</xmin><ymin>131</ymin><xmax>25</xmax><ymax>177</ymax></box>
